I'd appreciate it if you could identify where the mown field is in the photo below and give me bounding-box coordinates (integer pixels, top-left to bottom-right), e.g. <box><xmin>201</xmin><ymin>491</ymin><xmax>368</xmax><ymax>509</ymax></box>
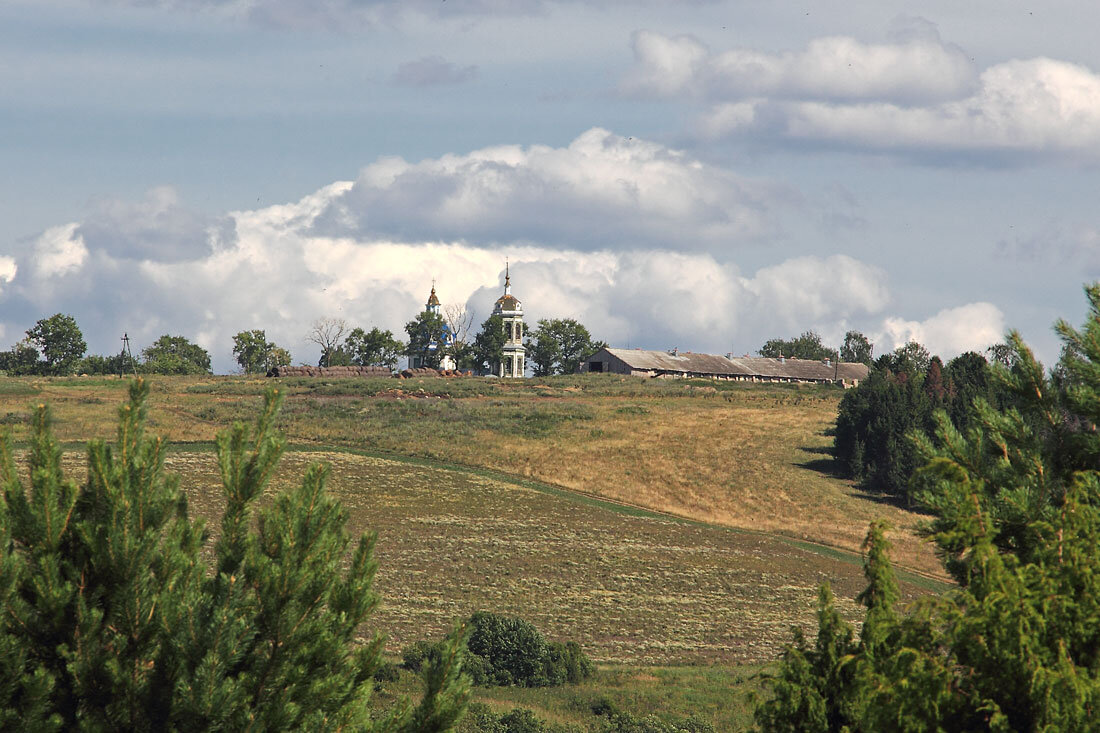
<box><xmin>0</xmin><ymin>374</ymin><xmax>945</xmax><ymax>577</ymax></box>
<box><xmin>1</xmin><ymin>374</ymin><xmax>949</xmax><ymax>729</ymax></box>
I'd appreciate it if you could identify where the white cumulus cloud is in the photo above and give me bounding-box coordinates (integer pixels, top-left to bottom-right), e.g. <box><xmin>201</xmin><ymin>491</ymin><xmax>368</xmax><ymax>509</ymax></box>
<box><xmin>625</xmin><ymin>28</ymin><xmax>1100</xmax><ymax>161</ymax></box>
<box><xmin>623</xmin><ymin>26</ymin><xmax>977</xmax><ymax>104</ymax></box>
<box><xmin>33</xmin><ymin>224</ymin><xmax>88</xmax><ymax>278</ymax></box>
<box><xmin>745</xmin><ymin>58</ymin><xmax>1100</xmax><ymax>158</ymax></box>
<box><xmin>0</xmin><ymin>128</ymin><xmax>1010</xmax><ymax>371</ymax></box>
<box><xmin>878</xmin><ymin>302</ymin><xmax>1005</xmax><ymax>359</ymax></box>
<box><xmin>311</xmin><ymin>127</ymin><xmax>791</xmax><ymax>250</ymax></box>
<box><xmin>0</xmin><ymin>257</ymin><xmax>16</xmax><ymax>293</ymax></box>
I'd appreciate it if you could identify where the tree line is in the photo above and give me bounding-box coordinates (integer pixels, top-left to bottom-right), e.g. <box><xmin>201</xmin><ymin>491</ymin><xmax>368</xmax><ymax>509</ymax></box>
<box><xmin>0</xmin><ymin>313</ymin><xmax>606</xmax><ymax>377</ymax></box>
<box><xmin>757</xmin><ymin>329</ymin><xmax>874</xmax><ymax>364</ymax></box>
<box><xmin>833</xmin><ymin>341</ymin><xmax>1015</xmax><ymax>500</ymax></box>
<box><xmin>0</xmin><ymin>314</ymin><xmax>217</xmax><ymax>376</ymax></box>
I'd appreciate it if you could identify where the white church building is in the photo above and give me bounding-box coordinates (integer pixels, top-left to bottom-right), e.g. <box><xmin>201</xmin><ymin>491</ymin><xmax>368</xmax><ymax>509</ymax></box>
<box><xmin>411</xmin><ymin>265</ymin><xmax>526</xmax><ymax>378</ymax></box>
<box><xmin>492</xmin><ymin>264</ymin><xmax>525</xmax><ymax>379</ymax></box>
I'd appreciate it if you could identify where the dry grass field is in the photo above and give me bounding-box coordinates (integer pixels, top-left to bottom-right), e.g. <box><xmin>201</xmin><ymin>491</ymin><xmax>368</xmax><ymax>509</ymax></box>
<box><xmin>160</xmin><ymin>449</ymin><xmax>940</xmax><ymax>666</ymax></box>
<box><xmin>2</xmin><ymin>374</ymin><xmax>951</xmax><ymax>728</ymax></box>
<box><xmin>0</xmin><ymin>374</ymin><xmax>945</xmax><ymax>579</ymax></box>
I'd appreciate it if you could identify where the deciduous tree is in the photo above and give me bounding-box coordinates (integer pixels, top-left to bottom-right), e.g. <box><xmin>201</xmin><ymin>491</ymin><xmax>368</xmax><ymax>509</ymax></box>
<box><xmin>759</xmin><ymin>331</ymin><xmax>836</xmax><ymax>361</ymax></box>
<box><xmin>232</xmin><ymin>329</ymin><xmax>291</xmax><ymax>374</ymax></box>
<box><xmin>26</xmin><ymin>313</ymin><xmax>87</xmax><ymax>375</ymax></box>
<box><xmin>840</xmin><ymin>331</ymin><xmax>873</xmax><ymax>365</ymax></box>
<box><xmin>308</xmin><ymin>317</ymin><xmax>349</xmax><ymax>368</ymax></box>
<box><xmin>525</xmin><ymin>319</ymin><xmax>604</xmax><ymax>376</ymax></box>
<box><xmin>0</xmin><ymin>340</ymin><xmax>41</xmax><ymax>376</ymax></box>
<box><xmin>443</xmin><ymin>305</ymin><xmax>475</xmax><ymax>368</ymax></box>
<box><xmin>141</xmin><ymin>334</ymin><xmax>212</xmax><ymax>375</ymax></box>
<box><xmin>345</xmin><ymin>327</ymin><xmax>404</xmax><ymax>370</ymax></box>
<box><xmin>472</xmin><ymin>315</ymin><xmax>506</xmax><ymax>375</ymax></box>
<box><xmin>405</xmin><ymin>312</ymin><xmax>447</xmax><ymax>370</ymax></box>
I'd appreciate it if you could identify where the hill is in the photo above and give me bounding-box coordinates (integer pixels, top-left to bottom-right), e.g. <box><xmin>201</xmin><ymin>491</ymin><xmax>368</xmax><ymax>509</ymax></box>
<box><xmin>0</xmin><ymin>373</ymin><xmax>950</xmax><ymax>728</ymax></box>
<box><xmin>0</xmin><ymin>374</ymin><xmax>944</xmax><ymax>578</ymax></box>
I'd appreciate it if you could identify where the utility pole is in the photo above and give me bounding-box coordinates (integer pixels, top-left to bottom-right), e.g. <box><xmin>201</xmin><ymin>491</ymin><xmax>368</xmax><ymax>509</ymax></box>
<box><xmin>121</xmin><ymin>333</ymin><xmax>137</xmax><ymax>377</ymax></box>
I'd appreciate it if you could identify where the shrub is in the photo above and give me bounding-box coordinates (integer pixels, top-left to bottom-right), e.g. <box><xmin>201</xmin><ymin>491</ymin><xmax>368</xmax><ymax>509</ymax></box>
<box><xmin>466</xmin><ymin>611</ymin><xmax>594</xmax><ymax>688</ymax></box>
<box><xmin>499</xmin><ymin>708</ymin><xmax>545</xmax><ymax>733</ymax></box>
<box><xmin>372</xmin><ymin>660</ymin><xmax>400</xmax><ymax>684</ymax></box>
<box><xmin>406</xmin><ymin>612</ymin><xmax>594</xmax><ymax>689</ymax></box>
<box><xmin>456</xmin><ymin>703</ymin><xmax>585</xmax><ymax>733</ymax></box>
<box><xmin>468</xmin><ymin>611</ymin><xmax>551</xmax><ymax>686</ymax></box>
<box><xmin>545</xmin><ymin>640</ymin><xmax>595</xmax><ymax>685</ymax></box>
<box><xmin>402</xmin><ymin>639</ymin><xmax>441</xmax><ymax>672</ymax></box>
<box><xmin>593</xmin><ymin>712</ymin><xmax>715</xmax><ymax>733</ymax></box>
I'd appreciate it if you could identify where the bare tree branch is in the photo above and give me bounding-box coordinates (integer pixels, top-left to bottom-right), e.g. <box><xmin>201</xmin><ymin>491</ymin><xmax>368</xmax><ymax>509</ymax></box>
<box><xmin>443</xmin><ymin>304</ymin><xmax>475</xmax><ymax>347</ymax></box>
<box><xmin>306</xmin><ymin>317</ymin><xmax>348</xmax><ymax>367</ymax></box>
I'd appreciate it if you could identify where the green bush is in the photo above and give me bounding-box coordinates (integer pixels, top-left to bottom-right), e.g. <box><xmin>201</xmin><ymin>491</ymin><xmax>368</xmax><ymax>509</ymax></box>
<box><xmin>406</xmin><ymin>612</ymin><xmax>594</xmax><ymax>689</ymax></box>
<box><xmin>466</xmin><ymin>611</ymin><xmax>594</xmax><ymax>688</ymax></box>
<box><xmin>402</xmin><ymin>639</ymin><xmax>441</xmax><ymax>672</ymax></box>
<box><xmin>455</xmin><ymin>703</ymin><xmax>584</xmax><ymax>733</ymax></box>
<box><xmin>499</xmin><ymin>708</ymin><xmax>545</xmax><ymax>733</ymax></box>
<box><xmin>593</xmin><ymin>712</ymin><xmax>715</xmax><ymax>733</ymax></box>
<box><xmin>546</xmin><ymin>640</ymin><xmax>595</xmax><ymax>685</ymax></box>
<box><xmin>372</xmin><ymin>660</ymin><xmax>400</xmax><ymax>684</ymax></box>
<box><xmin>468</xmin><ymin>611</ymin><xmax>551</xmax><ymax>686</ymax></box>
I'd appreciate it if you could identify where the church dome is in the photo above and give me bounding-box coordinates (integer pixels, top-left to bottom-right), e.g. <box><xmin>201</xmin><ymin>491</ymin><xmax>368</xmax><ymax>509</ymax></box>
<box><xmin>426</xmin><ymin>286</ymin><xmax>440</xmax><ymax>307</ymax></box>
<box><xmin>495</xmin><ymin>293</ymin><xmax>521</xmax><ymax>309</ymax></box>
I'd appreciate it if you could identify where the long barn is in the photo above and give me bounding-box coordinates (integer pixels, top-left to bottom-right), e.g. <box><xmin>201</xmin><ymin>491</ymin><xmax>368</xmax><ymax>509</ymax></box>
<box><xmin>581</xmin><ymin>347</ymin><xmax>869</xmax><ymax>386</ymax></box>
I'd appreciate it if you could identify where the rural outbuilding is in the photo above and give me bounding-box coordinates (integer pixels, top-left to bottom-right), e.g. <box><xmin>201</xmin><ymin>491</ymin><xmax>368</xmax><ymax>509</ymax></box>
<box><xmin>581</xmin><ymin>348</ymin><xmax>868</xmax><ymax>386</ymax></box>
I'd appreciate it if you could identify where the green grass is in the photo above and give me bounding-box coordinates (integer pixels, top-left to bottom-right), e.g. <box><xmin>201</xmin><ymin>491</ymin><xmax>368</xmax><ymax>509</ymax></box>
<box><xmin>374</xmin><ymin>662</ymin><xmax>766</xmax><ymax>731</ymax></box>
<box><xmin>0</xmin><ymin>380</ymin><xmax>41</xmax><ymax>396</ymax></box>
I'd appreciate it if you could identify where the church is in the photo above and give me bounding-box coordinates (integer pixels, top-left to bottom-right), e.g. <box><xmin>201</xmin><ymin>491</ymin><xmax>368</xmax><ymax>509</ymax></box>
<box><xmin>408</xmin><ymin>284</ymin><xmax>457</xmax><ymax>371</ymax></box>
<box><xmin>492</xmin><ymin>264</ymin><xmax>525</xmax><ymax>378</ymax></box>
<box><xmin>411</xmin><ymin>265</ymin><xmax>526</xmax><ymax>378</ymax></box>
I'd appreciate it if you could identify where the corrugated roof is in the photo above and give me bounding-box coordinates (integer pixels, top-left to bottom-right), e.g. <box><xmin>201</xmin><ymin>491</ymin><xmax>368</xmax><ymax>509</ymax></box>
<box><xmin>604</xmin><ymin>348</ymin><xmax>746</xmax><ymax>374</ymax></box>
<box><xmin>598</xmin><ymin>348</ymin><xmax>868</xmax><ymax>382</ymax></box>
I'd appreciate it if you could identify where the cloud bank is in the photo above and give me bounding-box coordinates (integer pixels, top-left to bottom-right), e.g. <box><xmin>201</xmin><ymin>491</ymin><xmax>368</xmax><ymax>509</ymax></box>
<box><xmin>78</xmin><ymin>0</ymin><xmax>669</xmax><ymax>29</ymax></box>
<box><xmin>311</xmin><ymin>127</ymin><xmax>790</xmax><ymax>250</ymax></box>
<box><xmin>0</xmin><ymin>129</ymin><xmax>1004</xmax><ymax>371</ymax></box>
<box><xmin>625</xmin><ymin>28</ymin><xmax>1100</xmax><ymax>160</ymax></box>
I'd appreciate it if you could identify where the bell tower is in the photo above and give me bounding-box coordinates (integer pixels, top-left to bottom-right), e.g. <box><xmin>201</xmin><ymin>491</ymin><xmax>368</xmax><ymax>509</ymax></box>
<box><xmin>492</xmin><ymin>262</ymin><xmax>525</xmax><ymax>378</ymax></box>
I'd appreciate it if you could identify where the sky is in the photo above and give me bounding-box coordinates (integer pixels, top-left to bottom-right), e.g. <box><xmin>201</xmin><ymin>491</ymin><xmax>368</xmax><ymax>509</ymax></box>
<box><xmin>2</xmin><ymin>0</ymin><xmax>1097</xmax><ymax>373</ymax></box>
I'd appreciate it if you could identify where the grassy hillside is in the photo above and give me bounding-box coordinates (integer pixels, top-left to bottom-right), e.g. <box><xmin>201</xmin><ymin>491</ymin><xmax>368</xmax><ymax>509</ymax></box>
<box><xmin>0</xmin><ymin>374</ymin><xmax>944</xmax><ymax>578</ymax></box>
<box><xmin>150</xmin><ymin>448</ymin><xmax>938</xmax><ymax>667</ymax></box>
<box><xmin>4</xmin><ymin>373</ymin><xmax>950</xmax><ymax>727</ymax></box>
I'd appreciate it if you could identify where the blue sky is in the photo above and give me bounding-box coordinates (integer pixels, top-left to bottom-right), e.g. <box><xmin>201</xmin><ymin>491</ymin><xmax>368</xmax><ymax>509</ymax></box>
<box><xmin>2</xmin><ymin>0</ymin><xmax>1097</xmax><ymax>372</ymax></box>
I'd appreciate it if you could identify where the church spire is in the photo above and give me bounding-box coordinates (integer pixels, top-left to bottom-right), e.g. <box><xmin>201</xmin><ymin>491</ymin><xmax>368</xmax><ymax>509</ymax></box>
<box><xmin>504</xmin><ymin>259</ymin><xmax>511</xmax><ymax>295</ymax></box>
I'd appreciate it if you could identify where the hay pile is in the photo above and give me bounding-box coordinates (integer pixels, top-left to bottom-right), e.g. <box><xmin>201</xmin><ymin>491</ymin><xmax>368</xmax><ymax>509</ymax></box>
<box><xmin>266</xmin><ymin>365</ymin><xmax>393</xmax><ymax>378</ymax></box>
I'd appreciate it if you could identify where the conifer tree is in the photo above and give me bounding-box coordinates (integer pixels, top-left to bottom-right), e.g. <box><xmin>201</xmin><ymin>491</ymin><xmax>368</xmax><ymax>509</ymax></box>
<box><xmin>0</xmin><ymin>379</ymin><xmax>470</xmax><ymax>730</ymax></box>
<box><xmin>756</xmin><ymin>283</ymin><xmax>1100</xmax><ymax>732</ymax></box>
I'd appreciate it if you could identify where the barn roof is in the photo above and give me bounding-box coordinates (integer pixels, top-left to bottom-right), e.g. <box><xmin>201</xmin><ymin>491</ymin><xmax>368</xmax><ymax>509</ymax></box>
<box><xmin>599</xmin><ymin>348</ymin><xmax>868</xmax><ymax>382</ymax></box>
<box><xmin>604</xmin><ymin>348</ymin><xmax>746</xmax><ymax>374</ymax></box>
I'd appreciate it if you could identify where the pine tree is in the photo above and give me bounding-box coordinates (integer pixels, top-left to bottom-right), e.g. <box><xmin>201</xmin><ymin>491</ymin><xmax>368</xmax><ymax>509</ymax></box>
<box><xmin>0</xmin><ymin>379</ymin><xmax>470</xmax><ymax>730</ymax></box>
<box><xmin>757</xmin><ymin>283</ymin><xmax>1100</xmax><ymax>731</ymax></box>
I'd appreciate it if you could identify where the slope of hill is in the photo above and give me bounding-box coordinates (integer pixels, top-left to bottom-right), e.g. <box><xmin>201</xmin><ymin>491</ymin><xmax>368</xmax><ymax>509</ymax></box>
<box><xmin>0</xmin><ymin>374</ymin><xmax>945</xmax><ymax>578</ymax></box>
